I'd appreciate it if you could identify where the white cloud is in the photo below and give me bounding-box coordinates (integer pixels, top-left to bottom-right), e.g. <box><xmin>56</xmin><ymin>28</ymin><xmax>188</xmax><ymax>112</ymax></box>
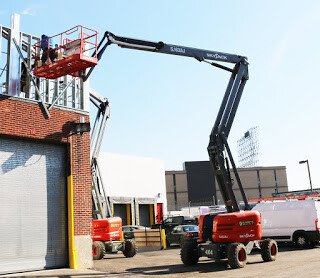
<box><xmin>21</xmin><ymin>8</ymin><xmax>36</xmax><ymax>16</ymax></box>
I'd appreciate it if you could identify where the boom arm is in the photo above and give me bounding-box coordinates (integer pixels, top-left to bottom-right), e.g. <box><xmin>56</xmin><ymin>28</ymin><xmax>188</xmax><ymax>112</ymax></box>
<box><xmin>90</xmin><ymin>89</ymin><xmax>112</xmax><ymax>219</ymax></box>
<box><xmin>83</xmin><ymin>31</ymin><xmax>250</xmax><ymax>213</ymax></box>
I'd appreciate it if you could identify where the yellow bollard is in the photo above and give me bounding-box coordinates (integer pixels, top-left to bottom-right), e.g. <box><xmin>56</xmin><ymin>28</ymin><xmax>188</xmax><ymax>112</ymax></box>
<box><xmin>161</xmin><ymin>229</ymin><xmax>167</xmax><ymax>249</ymax></box>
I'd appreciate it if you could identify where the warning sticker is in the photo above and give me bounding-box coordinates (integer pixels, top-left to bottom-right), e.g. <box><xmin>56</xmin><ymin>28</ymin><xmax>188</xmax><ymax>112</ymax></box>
<box><xmin>239</xmin><ymin>221</ymin><xmax>254</xmax><ymax>226</ymax></box>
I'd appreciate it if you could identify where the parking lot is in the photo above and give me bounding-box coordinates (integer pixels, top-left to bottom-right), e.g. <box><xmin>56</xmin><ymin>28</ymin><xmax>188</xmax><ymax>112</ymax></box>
<box><xmin>91</xmin><ymin>244</ymin><xmax>320</xmax><ymax>278</ymax></box>
<box><xmin>4</xmin><ymin>244</ymin><xmax>320</xmax><ymax>277</ymax></box>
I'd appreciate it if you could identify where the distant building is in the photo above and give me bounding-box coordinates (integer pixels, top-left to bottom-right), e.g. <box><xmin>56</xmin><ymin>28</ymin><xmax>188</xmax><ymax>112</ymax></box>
<box><xmin>99</xmin><ymin>153</ymin><xmax>167</xmax><ymax>227</ymax></box>
<box><xmin>165</xmin><ymin>161</ymin><xmax>288</xmax><ymax>211</ymax></box>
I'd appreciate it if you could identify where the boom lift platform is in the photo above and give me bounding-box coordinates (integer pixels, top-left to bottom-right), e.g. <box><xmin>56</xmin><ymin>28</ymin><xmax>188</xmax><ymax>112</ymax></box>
<box><xmin>22</xmin><ymin>25</ymin><xmax>137</xmax><ymax>260</ymax></box>
<box><xmin>78</xmin><ymin>31</ymin><xmax>278</xmax><ymax>268</ymax></box>
<box><xmin>33</xmin><ymin>26</ymin><xmax>98</xmax><ymax>79</ymax></box>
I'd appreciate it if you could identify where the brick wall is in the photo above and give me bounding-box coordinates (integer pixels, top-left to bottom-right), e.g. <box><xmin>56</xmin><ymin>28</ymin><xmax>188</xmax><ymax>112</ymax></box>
<box><xmin>0</xmin><ymin>95</ymin><xmax>91</xmax><ymax>236</ymax></box>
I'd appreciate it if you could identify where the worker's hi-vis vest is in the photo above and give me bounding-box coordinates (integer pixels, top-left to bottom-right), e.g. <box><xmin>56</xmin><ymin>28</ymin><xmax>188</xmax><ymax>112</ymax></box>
<box><xmin>40</xmin><ymin>36</ymin><xmax>54</xmax><ymax>49</ymax></box>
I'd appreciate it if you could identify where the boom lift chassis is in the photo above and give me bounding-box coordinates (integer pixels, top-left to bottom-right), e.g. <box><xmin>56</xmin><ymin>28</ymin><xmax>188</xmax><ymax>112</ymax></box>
<box><xmin>83</xmin><ymin>31</ymin><xmax>278</xmax><ymax>268</ymax></box>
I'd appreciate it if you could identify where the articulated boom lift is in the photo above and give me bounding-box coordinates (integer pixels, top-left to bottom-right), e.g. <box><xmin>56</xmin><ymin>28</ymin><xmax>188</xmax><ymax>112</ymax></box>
<box><xmin>34</xmin><ymin>27</ymin><xmax>277</xmax><ymax>266</ymax></box>
<box><xmin>89</xmin><ymin>85</ymin><xmax>137</xmax><ymax>260</ymax></box>
<box><xmin>89</xmin><ymin>89</ymin><xmax>112</xmax><ymax>220</ymax></box>
<box><xmin>81</xmin><ymin>31</ymin><xmax>278</xmax><ymax>268</ymax></box>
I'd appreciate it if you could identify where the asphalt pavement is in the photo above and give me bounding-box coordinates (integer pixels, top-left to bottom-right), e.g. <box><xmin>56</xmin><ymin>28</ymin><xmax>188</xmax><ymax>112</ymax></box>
<box><xmin>3</xmin><ymin>244</ymin><xmax>320</xmax><ymax>278</ymax></box>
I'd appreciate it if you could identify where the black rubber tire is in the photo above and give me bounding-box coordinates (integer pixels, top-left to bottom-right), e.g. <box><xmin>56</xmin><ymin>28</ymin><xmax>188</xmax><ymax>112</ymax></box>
<box><xmin>166</xmin><ymin>240</ymin><xmax>171</xmax><ymax>247</ymax></box>
<box><xmin>92</xmin><ymin>241</ymin><xmax>104</xmax><ymax>260</ymax></box>
<box><xmin>123</xmin><ymin>239</ymin><xmax>138</xmax><ymax>258</ymax></box>
<box><xmin>261</xmin><ymin>239</ymin><xmax>278</xmax><ymax>262</ymax></box>
<box><xmin>307</xmin><ymin>241</ymin><xmax>318</xmax><ymax>248</ymax></box>
<box><xmin>294</xmin><ymin>233</ymin><xmax>308</xmax><ymax>248</ymax></box>
<box><xmin>227</xmin><ymin>243</ymin><xmax>247</xmax><ymax>269</ymax></box>
<box><xmin>180</xmin><ymin>238</ymin><xmax>199</xmax><ymax>266</ymax></box>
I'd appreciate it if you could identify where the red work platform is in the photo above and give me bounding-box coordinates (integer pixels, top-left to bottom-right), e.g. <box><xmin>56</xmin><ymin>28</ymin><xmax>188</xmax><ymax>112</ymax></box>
<box><xmin>33</xmin><ymin>54</ymin><xmax>97</xmax><ymax>79</ymax></box>
<box><xmin>33</xmin><ymin>26</ymin><xmax>98</xmax><ymax>79</ymax></box>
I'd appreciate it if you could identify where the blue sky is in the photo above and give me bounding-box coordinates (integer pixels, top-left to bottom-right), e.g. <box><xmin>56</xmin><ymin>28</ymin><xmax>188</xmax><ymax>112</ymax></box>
<box><xmin>2</xmin><ymin>1</ymin><xmax>320</xmax><ymax>191</ymax></box>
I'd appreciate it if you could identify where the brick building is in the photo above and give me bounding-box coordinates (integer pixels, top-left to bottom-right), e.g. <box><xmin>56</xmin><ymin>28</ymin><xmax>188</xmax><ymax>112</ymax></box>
<box><xmin>0</xmin><ymin>15</ymin><xmax>92</xmax><ymax>274</ymax></box>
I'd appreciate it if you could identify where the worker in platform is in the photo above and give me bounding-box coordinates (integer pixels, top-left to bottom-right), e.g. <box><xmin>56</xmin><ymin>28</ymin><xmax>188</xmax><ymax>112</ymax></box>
<box><xmin>40</xmin><ymin>34</ymin><xmax>56</xmax><ymax>65</ymax></box>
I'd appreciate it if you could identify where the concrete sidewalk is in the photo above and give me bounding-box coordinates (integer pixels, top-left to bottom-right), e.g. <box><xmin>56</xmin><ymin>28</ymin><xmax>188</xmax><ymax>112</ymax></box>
<box><xmin>1</xmin><ymin>268</ymin><xmax>109</xmax><ymax>278</ymax></box>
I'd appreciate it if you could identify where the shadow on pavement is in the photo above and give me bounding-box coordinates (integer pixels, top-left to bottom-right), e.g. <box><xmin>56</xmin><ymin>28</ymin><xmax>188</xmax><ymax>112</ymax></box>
<box><xmin>276</xmin><ymin>243</ymin><xmax>319</xmax><ymax>253</ymax></box>
<box><xmin>2</xmin><ymin>273</ymin><xmax>110</xmax><ymax>278</ymax></box>
<box><xmin>126</xmin><ymin>260</ymin><xmax>230</xmax><ymax>276</ymax></box>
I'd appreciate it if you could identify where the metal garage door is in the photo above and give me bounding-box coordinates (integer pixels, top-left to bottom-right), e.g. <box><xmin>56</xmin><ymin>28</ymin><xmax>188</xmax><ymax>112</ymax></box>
<box><xmin>113</xmin><ymin>204</ymin><xmax>128</xmax><ymax>225</ymax></box>
<box><xmin>139</xmin><ymin>204</ymin><xmax>150</xmax><ymax>227</ymax></box>
<box><xmin>0</xmin><ymin>137</ymin><xmax>68</xmax><ymax>274</ymax></box>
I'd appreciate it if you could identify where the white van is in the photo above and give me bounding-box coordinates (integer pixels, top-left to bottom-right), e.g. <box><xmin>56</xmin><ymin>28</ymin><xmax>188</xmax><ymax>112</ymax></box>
<box><xmin>252</xmin><ymin>199</ymin><xmax>320</xmax><ymax>247</ymax></box>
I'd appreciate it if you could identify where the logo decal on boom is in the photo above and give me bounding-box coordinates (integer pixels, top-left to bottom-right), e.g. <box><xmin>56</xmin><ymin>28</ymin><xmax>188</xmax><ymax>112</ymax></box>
<box><xmin>170</xmin><ymin>46</ymin><xmax>186</xmax><ymax>53</ymax></box>
<box><xmin>206</xmin><ymin>53</ymin><xmax>227</xmax><ymax>60</ymax></box>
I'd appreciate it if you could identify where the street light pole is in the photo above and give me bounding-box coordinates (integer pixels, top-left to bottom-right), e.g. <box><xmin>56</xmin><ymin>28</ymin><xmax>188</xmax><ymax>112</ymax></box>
<box><xmin>299</xmin><ymin>160</ymin><xmax>313</xmax><ymax>191</ymax></box>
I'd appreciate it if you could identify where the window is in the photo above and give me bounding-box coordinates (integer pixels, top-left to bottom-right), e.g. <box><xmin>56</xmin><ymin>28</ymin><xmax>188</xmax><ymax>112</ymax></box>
<box><xmin>172</xmin><ymin>226</ymin><xmax>182</xmax><ymax>233</ymax></box>
<box><xmin>183</xmin><ymin>226</ymin><xmax>199</xmax><ymax>232</ymax></box>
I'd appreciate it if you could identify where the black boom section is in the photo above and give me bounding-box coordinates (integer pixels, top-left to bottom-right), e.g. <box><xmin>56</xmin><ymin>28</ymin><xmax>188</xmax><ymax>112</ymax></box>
<box><xmin>81</xmin><ymin>31</ymin><xmax>250</xmax><ymax>212</ymax></box>
<box><xmin>208</xmin><ymin>60</ymin><xmax>249</xmax><ymax>212</ymax></box>
<box><xmin>110</xmin><ymin>33</ymin><xmax>164</xmax><ymax>50</ymax></box>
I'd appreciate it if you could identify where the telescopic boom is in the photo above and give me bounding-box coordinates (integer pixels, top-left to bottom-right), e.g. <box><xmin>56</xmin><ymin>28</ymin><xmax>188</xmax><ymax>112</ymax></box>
<box><xmin>81</xmin><ymin>31</ymin><xmax>250</xmax><ymax>212</ymax></box>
